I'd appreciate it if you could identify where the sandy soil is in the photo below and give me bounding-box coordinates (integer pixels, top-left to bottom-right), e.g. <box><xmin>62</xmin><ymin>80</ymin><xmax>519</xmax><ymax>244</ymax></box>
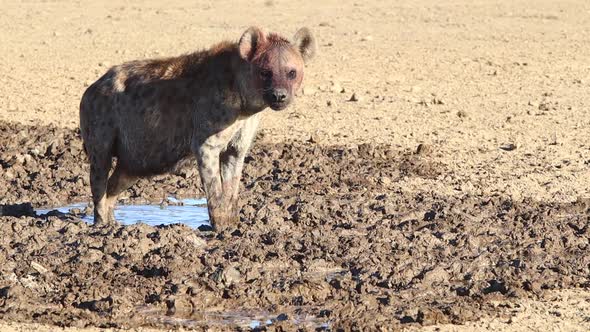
<box><xmin>1</xmin><ymin>0</ymin><xmax>590</xmax><ymax>330</ymax></box>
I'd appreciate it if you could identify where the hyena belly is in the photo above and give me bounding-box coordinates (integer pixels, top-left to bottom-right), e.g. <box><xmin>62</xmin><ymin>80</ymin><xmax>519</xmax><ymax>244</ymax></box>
<box><xmin>112</xmin><ymin>90</ymin><xmax>195</xmax><ymax>176</ymax></box>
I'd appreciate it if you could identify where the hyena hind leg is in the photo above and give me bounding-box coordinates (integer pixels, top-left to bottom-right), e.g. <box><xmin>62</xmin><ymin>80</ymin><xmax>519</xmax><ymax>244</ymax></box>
<box><xmin>88</xmin><ymin>154</ymin><xmax>112</xmax><ymax>225</ymax></box>
<box><xmin>105</xmin><ymin>163</ymin><xmax>138</xmax><ymax>223</ymax></box>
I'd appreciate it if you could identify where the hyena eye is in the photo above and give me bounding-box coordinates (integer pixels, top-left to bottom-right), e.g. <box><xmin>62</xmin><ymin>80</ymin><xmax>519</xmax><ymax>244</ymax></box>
<box><xmin>287</xmin><ymin>69</ymin><xmax>297</xmax><ymax>80</ymax></box>
<box><xmin>259</xmin><ymin>70</ymin><xmax>272</xmax><ymax>80</ymax></box>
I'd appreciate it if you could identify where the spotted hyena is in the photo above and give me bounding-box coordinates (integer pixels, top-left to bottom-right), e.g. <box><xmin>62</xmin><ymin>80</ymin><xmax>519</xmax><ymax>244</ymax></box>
<box><xmin>79</xmin><ymin>27</ymin><xmax>316</xmax><ymax>229</ymax></box>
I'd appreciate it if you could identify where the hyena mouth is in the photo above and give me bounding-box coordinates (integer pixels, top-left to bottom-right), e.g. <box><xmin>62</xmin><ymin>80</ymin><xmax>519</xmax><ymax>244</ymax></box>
<box><xmin>269</xmin><ymin>101</ymin><xmax>289</xmax><ymax>111</ymax></box>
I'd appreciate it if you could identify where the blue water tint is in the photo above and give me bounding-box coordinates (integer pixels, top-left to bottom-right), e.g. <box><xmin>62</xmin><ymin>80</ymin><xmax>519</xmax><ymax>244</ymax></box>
<box><xmin>36</xmin><ymin>198</ymin><xmax>210</xmax><ymax>229</ymax></box>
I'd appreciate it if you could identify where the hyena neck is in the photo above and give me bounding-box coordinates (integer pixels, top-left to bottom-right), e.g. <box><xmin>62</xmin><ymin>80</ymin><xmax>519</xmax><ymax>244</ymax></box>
<box><xmin>232</xmin><ymin>52</ymin><xmax>268</xmax><ymax>117</ymax></box>
<box><xmin>182</xmin><ymin>42</ymin><xmax>267</xmax><ymax>117</ymax></box>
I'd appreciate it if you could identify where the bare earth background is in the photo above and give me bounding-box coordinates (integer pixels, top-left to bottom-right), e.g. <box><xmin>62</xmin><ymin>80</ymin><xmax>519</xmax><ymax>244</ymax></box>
<box><xmin>1</xmin><ymin>0</ymin><xmax>590</xmax><ymax>330</ymax></box>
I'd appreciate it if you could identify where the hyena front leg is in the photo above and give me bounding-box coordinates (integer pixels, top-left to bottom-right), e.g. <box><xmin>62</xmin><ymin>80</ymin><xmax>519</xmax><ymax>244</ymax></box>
<box><xmin>194</xmin><ymin>141</ymin><xmax>228</xmax><ymax>230</ymax></box>
<box><xmin>220</xmin><ymin>146</ymin><xmax>245</xmax><ymax>221</ymax></box>
<box><xmin>220</xmin><ymin>116</ymin><xmax>260</xmax><ymax>223</ymax></box>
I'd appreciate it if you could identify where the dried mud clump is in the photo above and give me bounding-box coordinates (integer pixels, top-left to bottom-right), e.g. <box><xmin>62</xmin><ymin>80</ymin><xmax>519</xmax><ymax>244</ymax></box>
<box><xmin>1</xmin><ymin>122</ymin><xmax>589</xmax><ymax>330</ymax></box>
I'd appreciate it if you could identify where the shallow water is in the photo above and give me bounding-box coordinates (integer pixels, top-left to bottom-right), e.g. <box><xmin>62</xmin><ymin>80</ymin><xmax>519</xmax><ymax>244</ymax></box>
<box><xmin>36</xmin><ymin>197</ymin><xmax>210</xmax><ymax>228</ymax></box>
<box><xmin>137</xmin><ymin>306</ymin><xmax>330</xmax><ymax>330</ymax></box>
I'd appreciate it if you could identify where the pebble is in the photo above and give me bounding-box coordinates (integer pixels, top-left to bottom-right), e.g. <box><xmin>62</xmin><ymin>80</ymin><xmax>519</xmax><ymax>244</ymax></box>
<box><xmin>416</xmin><ymin>143</ymin><xmax>433</xmax><ymax>155</ymax></box>
<box><xmin>4</xmin><ymin>171</ymin><xmax>14</xmax><ymax>180</ymax></box>
<box><xmin>31</xmin><ymin>262</ymin><xmax>49</xmax><ymax>274</ymax></box>
<box><xmin>222</xmin><ymin>266</ymin><xmax>241</xmax><ymax>286</ymax></box>
<box><xmin>23</xmin><ymin>154</ymin><xmax>33</xmax><ymax>166</ymax></box>
<box><xmin>14</xmin><ymin>154</ymin><xmax>26</xmax><ymax>164</ymax></box>
<box><xmin>330</xmin><ymin>81</ymin><xmax>342</xmax><ymax>93</ymax></box>
<box><xmin>185</xmin><ymin>233</ymin><xmax>206</xmax><ymax>247</ymax></box>
<box><xmin>349</xmin><ymin>93</ymin><xmax>361</xmax><ymax>102</ymax></box>
<box><xmin>499</xmin><ymin>143</ymin><xmax>517</xmax><ymax>151</ymax></box>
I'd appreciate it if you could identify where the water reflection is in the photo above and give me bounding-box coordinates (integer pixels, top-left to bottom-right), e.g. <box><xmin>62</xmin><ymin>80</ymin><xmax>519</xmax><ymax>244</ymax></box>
<box><xmin>36</xmin><ymin>197</ymin><xmax>210</xmax><ymax>228</ymax></box>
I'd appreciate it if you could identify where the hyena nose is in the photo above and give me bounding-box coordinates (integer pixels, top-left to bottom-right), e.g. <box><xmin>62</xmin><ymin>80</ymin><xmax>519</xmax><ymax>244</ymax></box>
<box><xmin>271</xmin><ymin>89</ymin><xmax>288</xmax><ymax>103</ymax></box>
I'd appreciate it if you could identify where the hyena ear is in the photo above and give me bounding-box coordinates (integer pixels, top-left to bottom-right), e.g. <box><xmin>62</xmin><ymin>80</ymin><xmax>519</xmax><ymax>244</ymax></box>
<box><xmin>293</xmin><ymin>27</ymin><xmax>316</xmax><ymax>63</ymax></box>
<box><xmin>239</xmin><ymin>27</ymin><xmax>266</xmax><ymax>61</ymax></box>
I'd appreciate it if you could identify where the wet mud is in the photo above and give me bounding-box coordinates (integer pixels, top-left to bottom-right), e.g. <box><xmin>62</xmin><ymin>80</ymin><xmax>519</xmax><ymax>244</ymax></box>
<box><xmin>0</xmin><ymin>121</ymin><xmax>589</xmax><ymax>330</ymax></box>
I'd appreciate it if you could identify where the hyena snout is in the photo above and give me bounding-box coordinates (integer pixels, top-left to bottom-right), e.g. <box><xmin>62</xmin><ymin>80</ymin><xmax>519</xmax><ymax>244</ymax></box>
<box><xmin>265</xmin><ymin>88</ymin><xmax>290</xmax><ymax>110</ymax></box>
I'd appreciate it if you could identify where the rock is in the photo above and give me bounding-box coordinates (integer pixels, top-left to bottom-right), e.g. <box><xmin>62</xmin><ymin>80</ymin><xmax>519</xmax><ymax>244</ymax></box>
<box><xmin>422</xmin><ymin>267</ymin><xmax>449</xmax><ymax>284</ymax></box>
<box><xmin>222</xmin><ymin>266</ymin><xmax>241</xmax><ymax>286</ymax></box>
<box><xmin>330</xmin><ymin>81</ymin><xmax>343</xmax><ymax>93</ymax></box>
<box><xmin>185</xmin><ymin>233</ymin><xmax>206</xmax><ymax>247</ymax></box>
<box><xmin>245</xmin><ymin>267</ymin><xmax>261</xmax><ymax>282</ymax></box>
<box><xmin>14</xmin><ymin>154</ymin><xmax>25</xmax><ymax>164</ymax></box>
<box><xmin>349</xmin><ymin>93</ymin><xmax>361</xmax><ymax>102</ymax></box>
<box><xmin>46</xmin><ymin>140</ymin><xmax>60</xmax><ymax>156</ymax></box>
<box><xmin>19</xmin><ymin>275</ymin><xmax>40</xmax><ymax>290</ymax></box>
<box><xmin>30</xmin><ymin>262</ymin><xmax>49</xmax><ymax>274</ymax></box>
<box><xmin>499</xmin><ymin>143</ymin><xmax>517</xmax><ymax>151</ymax></box>
<box><xmin>361</xmin><ymin>35</ymin><xmax>373</xmax><ymax>42</ymax></box>
<box><xmin>3</xmin><ymin>170</ymin><xmax>14</xmax><ymax>180</ymax></box>
<box><xmin>416</xmin><ymin>143</ymin><xmax>433</xmax><ymax>155</ymax></box>
<box><xmin>75</xmin><ymin>249</ymin><xmax>104</xmax><ymax>264</ymax></box>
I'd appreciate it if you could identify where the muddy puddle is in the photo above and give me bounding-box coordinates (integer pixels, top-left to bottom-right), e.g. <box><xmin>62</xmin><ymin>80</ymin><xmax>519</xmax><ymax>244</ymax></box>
<box><xmin>35</xmin><ymin>198</ymin><xmax>210</xmax><ymax>228</ymax></box>
<box><xmin>137</xmin><ymin>306</ymin><xmax>329</xmax><ymax>330</ymax></box>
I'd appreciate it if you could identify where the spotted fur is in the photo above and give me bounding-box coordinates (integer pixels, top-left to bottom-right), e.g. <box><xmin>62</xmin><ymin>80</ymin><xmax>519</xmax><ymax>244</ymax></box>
<box><xmin>79</xmin><ymin>27</ymin><xmax>316</xmax><ymax>229</ymax></box>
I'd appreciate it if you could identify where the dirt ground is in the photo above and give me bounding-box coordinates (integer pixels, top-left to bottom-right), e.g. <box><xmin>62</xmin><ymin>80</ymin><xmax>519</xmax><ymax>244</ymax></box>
<box><xmin>1</xmin><ymin>0</ymin><xmax>590</xmax><ymax>330</ymax></box>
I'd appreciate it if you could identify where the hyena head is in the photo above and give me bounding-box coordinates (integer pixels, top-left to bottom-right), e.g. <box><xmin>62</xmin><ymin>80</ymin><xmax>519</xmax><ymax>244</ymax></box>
<box><xmin>238</xmin><ymin>26</ymin><xmax>316</xmax><ymax>111</ymax></box>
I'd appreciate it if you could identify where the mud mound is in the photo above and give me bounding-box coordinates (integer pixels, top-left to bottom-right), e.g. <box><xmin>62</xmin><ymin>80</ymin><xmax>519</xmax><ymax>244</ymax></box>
<box><xmin>1</xmin><ymin>123</ymin><xmax>588</xmax><ymax>330</ymax></box>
